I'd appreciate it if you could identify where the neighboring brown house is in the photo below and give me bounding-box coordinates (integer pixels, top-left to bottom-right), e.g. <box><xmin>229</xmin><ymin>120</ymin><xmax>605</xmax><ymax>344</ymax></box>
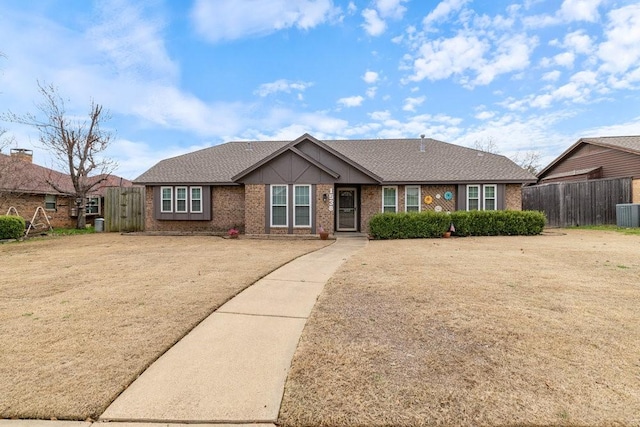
<box><xmin>0</xmin><ymin>148</ymin><xmax>134</xmax><ymax>228</ymax></box>
<box><xmin>537</xmin><ymin>135</ymin><xmax>640</xmax><ymax>202</ymax></box>
<box><xmin>134</xmin><ymin>133</ymin><xmax>536</xmax><ymax>235</ymax></box>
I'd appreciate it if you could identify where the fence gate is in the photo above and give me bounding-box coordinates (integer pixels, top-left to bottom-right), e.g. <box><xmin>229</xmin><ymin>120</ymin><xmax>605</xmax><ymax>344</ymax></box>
<box><xmin>104</xmin><ymin>187</ymin><xmax>145</xmax><ymax>232</ymax></box>
<box><xmin>522</xmin><ymin>177</ymin><xmax>632</xmax><ymax>227</ymax></box>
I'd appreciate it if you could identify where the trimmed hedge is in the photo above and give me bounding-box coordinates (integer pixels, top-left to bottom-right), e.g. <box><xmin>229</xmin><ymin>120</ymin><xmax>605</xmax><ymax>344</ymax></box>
<box><xmin>369</xmin><ymin>210</ymin><xmax>546</xmax><ymax>239</ymax></box>
<box><xmin>0</xmin><ymin>215</ymin><xmax>26</xmax><ymax>240</ymax></box>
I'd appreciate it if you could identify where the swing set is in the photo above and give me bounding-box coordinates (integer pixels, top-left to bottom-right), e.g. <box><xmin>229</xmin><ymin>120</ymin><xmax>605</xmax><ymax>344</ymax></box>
<box><xmin>5</xmin><ymin>206</ymin><xmax>53</xmax><ymax>236</ymax></box>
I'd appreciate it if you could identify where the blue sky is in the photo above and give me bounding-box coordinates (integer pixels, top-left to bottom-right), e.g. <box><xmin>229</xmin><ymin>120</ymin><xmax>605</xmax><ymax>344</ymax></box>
<box><xmin>1</xmin><ymin>0</ymin><xmax>639</xmax><ymax>179</ymax></box>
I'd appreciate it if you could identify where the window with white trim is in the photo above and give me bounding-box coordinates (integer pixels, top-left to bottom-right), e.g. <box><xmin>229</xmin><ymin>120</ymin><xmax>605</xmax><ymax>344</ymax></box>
<box><xmin>382</xmin><ymin>186</ymin><xmax>398</xmax><ymax>213</ymax></box>
<box><xmin>190</xmin><ymin>187</ymin><xmax>202</xmax><ymax>213</ymax></box>
<box><xmin>294</xmin><ymin>185</ymin><xmax>311</xmax><ymax>227</ymax></box>
<box><xmin>44</xmin><ymin>194</ymin><xmax>57</xmax><ymax>210</ymax></box>
<box><xmin>405</xmin><ymin>186</ymin><xmax>421</xmax><ymax>212</ymax></box>
<box><xmin>484</xmin><ymin>185</ymin><xmax>496</xmax><ymax>210</ymax></box>
<box><xmin>271</xmin><ymin>185</ymin><xmax>288</xmax><ymax>227</ymax></box>
<box><xmin>176</xmin><ymin>187</ymin><xmax>188</xmax><ymax>213</ymax></box>
<box><xmin>467</xmin><ymin>185</ymin><xmax>480</xmax><ymax>211</ymax></box>
<box><xmin>85</xmin><ymin>196</ymin><xmax>100</xmax><ymax>215</ymax></box>
<box><xmin>161</xmin><ymin>187</ymin><xmax>173</xmax><ymax>213</ymax></box>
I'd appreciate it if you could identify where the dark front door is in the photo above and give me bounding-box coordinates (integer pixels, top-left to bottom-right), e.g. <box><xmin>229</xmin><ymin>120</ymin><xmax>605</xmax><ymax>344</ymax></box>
<box><xmin>337</xmin><ymin>188</ymin><xmax>357</xmax><ymax>231</ymax></box>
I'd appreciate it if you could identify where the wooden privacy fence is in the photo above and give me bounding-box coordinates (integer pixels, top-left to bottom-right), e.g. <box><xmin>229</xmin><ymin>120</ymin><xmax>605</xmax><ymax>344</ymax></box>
<box><xmin>104</xmin><ymin>187</ymin><xmax>145</xmax><ymax>232</ymax></box>
<box><xmin>522</xmin><ymin>177</ymin><xmax>632</xmax><ymax>227</ymax></box>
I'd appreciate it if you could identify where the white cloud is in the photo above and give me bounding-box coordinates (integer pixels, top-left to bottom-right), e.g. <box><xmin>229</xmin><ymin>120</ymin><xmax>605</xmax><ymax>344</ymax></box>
<box><xmin>475</xmin><ymin>111</ymin><xmax>495</xmax><ymax>120</ymax></box>
<box><xmin>564</xmin><ymin>30</ymin><xmax>593</xmax><ymax>54</ymax></box>
<box><xmin>423</xmin><ymin>0</ymin><xmax>470</xmax><ymax>28</ymax></box>
<box><xmin>409</xmin><ymin>33</ymin><xmax>487</xmax><ymax>82</ymax></box>
<box><xmin>254</xmin><ymin>79</ymin><xmax>313</xmax><ymax>97</ymax></box>
<box><xmin>598</xmin><ymin>4</ymin><xmax>640</xmax><ymax>75</ymax></box>
<box><xmin>542</xmin><ymin>70</ymin><xmax>561</xmax><ymax>81</ymax></box>
<box><xmin>554</xmin><ymin>51</ymin><xmax>575</xmax><ymax>68</ymax></box>
<box><xmin>366</xmin><ymin>87</ymin><xmax>377</xmax><ymax>98</ymax></box>
<box><xmin>89</xmin><ymin>1</ymin><xmax>177</xmax><ymax>81</ymax></box>
<box><xmin>524</xmin><ymin>0</ymin><xmax>602</xmax><ymax>28</ymax></box>
<box><xmin>375</xmin><ymin>0</ymin><xmax>408</xmax><ymax>19</ymax></box>
<box><xmin>190</xmin><ymin>0</ymin><xmax>341</xmax><ymax>43</ymax></box>
<box><xmin>408</xmin><ymin>32</ymin><xmax>534</xmax><ymax>87</ymax></box>
<box><xmin>337</xmin><ymin>95</ymin><xmax>364</xmax><ymax>107</ymax></box>
<box><xmin>362</xmin><ymin>8</ymin><xmax>386</xmax><ymax>36</ymax></box>
<box><xmin>473</xmin><ymin>34</ymin><xmax>536</xmax><ymax>86</ymax></box>
<box><xmin>559</xmin><ymin>0</ymin><xmax>602</xmax><ymax>23</ymax></box>
<box><xmin>363</xmin><ymin>70</ymin><xmax>379</xmax><ymax>84</ymax></box>
<box><xmin>402</xmin><ymin>96</ymin><xmax>425</xmax><ymax>112</ymax></box>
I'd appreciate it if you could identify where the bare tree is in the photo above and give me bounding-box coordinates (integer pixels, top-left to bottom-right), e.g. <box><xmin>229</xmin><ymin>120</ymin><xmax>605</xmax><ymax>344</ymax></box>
<box><xmin>472</xmin><ymin>137</ymin><xmax>500</xmax><ymax>154</ymax></box>
<box><xmin>511</xmin><ymin>150</ymin><xmax>542</xmax><ymax>175</ymax></box>
<box><xmin>473</xmin><ymin>137</ymin><xmax>541</xmax><ymax>175</ymax></box>
<box><xmin>2</xmin><ymin>82</ymin><xmax>116</xmax><ymax>228</ymax></box>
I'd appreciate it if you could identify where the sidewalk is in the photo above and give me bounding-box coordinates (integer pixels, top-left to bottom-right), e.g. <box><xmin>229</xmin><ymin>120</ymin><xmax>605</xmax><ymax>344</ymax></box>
<box><xmin>97</xmin><ymin>236</ymin><xmax>368</xmax><ymax>425</ymax></box>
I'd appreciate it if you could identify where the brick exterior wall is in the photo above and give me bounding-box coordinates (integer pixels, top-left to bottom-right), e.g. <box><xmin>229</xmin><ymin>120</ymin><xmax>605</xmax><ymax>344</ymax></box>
<box><xmin>506</xmin><ymin>184</ymin><xmax>523</xmax><ymax>210</ymax></box>
<box><xmin>316</xmin><ymin>184</ymin><xmax>334</xmax><ymax>234</ymax></box>
<box><xmin>1</xmin><ymin>193</ymin><xmax>75</xmax><ymax>228</ymax></box>
<box><xmin>212</xmin><ymin>186</ymin><xmax>245</xmax><ymax>231</ymax></box>
<box><xmin>145</xmin><ymin>185</ymin><xmax>245</xmax><ymax>233</ymax></box>
<box><xmin>244</xmin><ymin>184</ymin><xmax>265</xmax><ymax>234</ymax></box>
<box><xmin>360</xmin><ymin>185</ymin><xmax>381</xmax><ymax>234</ymax></box>
<box><xmin>360</xmin><ymin>185</ymin><xmax>458</xmax><ymax>234</ymax></box>
<box><xmin>633</xmin><ymin>179</ymin><xmax>640</xmax><ymax>204</ymax></box>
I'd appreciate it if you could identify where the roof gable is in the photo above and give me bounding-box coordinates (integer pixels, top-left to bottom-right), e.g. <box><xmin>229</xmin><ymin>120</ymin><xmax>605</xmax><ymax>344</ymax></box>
<box><xmin>134</xmin><ymin>133</ymin><xmax>537</xmax><ymax>185</ymax></box>
<box><xmin>232</xmin><ymin>133</ymin><xmax>382</xmax><ymax>183</ymax></box>
<box><xmin>538</xmin><ymin>135</ymin><xmax>640</xmax><ymax>179</ymax></box>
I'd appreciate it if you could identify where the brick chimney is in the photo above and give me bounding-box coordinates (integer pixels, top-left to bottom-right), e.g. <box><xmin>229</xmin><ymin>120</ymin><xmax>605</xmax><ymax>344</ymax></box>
<box><xmin>10</xmin><ymin>148</ymin><xmax>33</xmax><ymax>163</ymax></box>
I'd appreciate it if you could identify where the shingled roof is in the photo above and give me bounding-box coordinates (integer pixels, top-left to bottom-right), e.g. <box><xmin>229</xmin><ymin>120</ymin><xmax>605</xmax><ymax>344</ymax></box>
<box><xmin>537</xmin><ymin>135</ymin><xmax>640</xmax><ymax>178</ymax></box>
<box><xmin>134</xmin><ymin>134</ymin><xmax>537</xmax><ymax>185</ymax></box>
<box><xmin>0</xmin><ymin>152</ymin><xmax>134</xmax><ymax>196</ymax></box>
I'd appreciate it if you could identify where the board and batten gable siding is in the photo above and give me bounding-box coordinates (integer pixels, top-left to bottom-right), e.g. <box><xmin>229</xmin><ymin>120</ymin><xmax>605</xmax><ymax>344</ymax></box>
<box><xmin>239</xmin><ymin>148</ymin><xmax>378</xmax><ymax>185</ymax></box>
<box><xmin>542</xmin><ymin>144</ymin><xmax>640</xmax><ymax>180</ymax></box>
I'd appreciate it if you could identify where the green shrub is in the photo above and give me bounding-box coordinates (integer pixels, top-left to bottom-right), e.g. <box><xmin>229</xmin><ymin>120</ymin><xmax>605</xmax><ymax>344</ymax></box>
<box><xmin>0</xmin><ymin>215</ymin><xmax>26</xmax><ymax>240</ymax></box>
<box><xmin>369</xmin><ymin>210</ymin><xmax>546</xmax><ymax>239</ymax></box>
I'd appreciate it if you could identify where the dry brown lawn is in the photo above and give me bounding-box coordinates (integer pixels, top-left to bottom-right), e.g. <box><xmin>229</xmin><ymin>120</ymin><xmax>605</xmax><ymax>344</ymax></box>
<box><xmin>0</xmin><ymin>233</ymin><xmax>330</xmax><ymax>420</ymax></box>
<box><xmin>279</xmin><ymin>229</ymin><xmax>640</xmax><ymax>427</ymax></box>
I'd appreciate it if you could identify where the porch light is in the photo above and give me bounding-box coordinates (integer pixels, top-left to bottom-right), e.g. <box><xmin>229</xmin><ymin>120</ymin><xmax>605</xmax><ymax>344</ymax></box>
<box><xmin>322</xmin><ymin>193</ymin><xmax>328</xmax><ymax>203</ymax></box>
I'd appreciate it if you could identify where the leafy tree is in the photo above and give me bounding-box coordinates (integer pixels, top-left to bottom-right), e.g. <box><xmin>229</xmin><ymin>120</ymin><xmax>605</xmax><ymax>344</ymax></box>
<box><xmin>2</xmin><ymin>82</ymin><xmax>116</xmax><ymax>228</ymax></box>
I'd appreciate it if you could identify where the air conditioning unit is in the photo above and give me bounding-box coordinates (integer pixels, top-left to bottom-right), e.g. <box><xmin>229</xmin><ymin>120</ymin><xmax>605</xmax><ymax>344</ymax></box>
<box><xmin>616</xmin><ymin>204</ymin><xmax>640</xmax><ymax>227</ymax></box>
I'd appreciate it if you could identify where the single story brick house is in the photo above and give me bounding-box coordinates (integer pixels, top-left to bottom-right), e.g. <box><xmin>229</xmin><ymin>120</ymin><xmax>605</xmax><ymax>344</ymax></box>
<box><xmin>134</xmin><ymin>133</ymin><xmax>537</xmax><ymax>235</ymax></box>
<box><xmin>0</xmin><ymin>148</ymin><xmax>134</xmax><ymax>228</ymax></box>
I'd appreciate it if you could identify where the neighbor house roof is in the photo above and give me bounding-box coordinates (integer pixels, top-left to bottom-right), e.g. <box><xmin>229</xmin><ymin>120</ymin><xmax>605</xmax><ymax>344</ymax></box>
<box><xmin>0</xmin><ymin>152</ymin><xmax>134</xmax><ymax>196</ymax></box>
<box><xmin>134</xmin><ymin>133</ymin><xmax>537</xmax><ymax>185</ymax></box>
<box><xmin>538</xmin><ymin>135</ymin><xmax>640</xmax><ymax>178</ymax></box>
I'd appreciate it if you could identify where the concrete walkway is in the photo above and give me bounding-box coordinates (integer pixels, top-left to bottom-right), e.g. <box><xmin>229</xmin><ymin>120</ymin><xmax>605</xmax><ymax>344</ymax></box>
<box><xmin>99</xmin><ymin>235</ymin><xmax>367</xmax><ymax>425</ymax></box>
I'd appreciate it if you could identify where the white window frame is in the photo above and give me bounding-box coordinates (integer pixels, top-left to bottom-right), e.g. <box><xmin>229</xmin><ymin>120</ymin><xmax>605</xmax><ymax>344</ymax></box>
<box><xmin>483</xmin><ymin>184</ymin><xmax>497</xmax><ymax>211</ymax></box>
<box><xmin>175</xmin><ymin>186</ymin><xmax>188</xmax><ymax>213</ymax></box>
<box><xmin>405</xmin><ymin>185</ymin><xmax>421</xmax><ymax>212</ymax></box>
<box><xmin>190</xmin><ymin>187</ymin><xmax>203</xmax><ymax>213</ymax></box>
<box><xmin>85</xmin><ymin>195</ymin><xmax>100</xmax><ymax>215</ymax></box>
<box><xmin>467</xmin><ymin>185</ymin><xmax>480</xmax><ymax>211</ymax></box>
<box><xmin>382</xmin><ymin>186</ymin><xmax>398</xmax><ymax>213</ymax></box>
<box><xmin>270</xmin><ymin>185</ymin><xmax>288</xmax><ymax>227</ymax></box>
<box><xmin>44</xmin><ymin>194</ymin><xmax>57</xmax><ymax>211</ymax></box>
<box><xmin>293</xmin><ymin>184</ymin><xmax>312</xmax><ymax>227</ymax></box>
<box><xmin>161</xmin><ymin>186</ymin><xmax>173</xmax><ymax>213</ymax></box>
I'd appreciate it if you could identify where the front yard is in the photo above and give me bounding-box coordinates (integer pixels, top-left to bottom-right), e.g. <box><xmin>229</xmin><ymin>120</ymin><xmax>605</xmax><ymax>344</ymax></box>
<box><xmin>2</xmin><ymin>230</ymin><xmax>639</xmax><ymax>425</ymax></box>
<box><xmin>279</xmin><ymin>229</ymin><xmax>640</xmax><ymax>426</ymax></box>
<box><xmin>0</xmin><ymin>234</ymin><xmax>330</xmax><ymax>419</ymax></box>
